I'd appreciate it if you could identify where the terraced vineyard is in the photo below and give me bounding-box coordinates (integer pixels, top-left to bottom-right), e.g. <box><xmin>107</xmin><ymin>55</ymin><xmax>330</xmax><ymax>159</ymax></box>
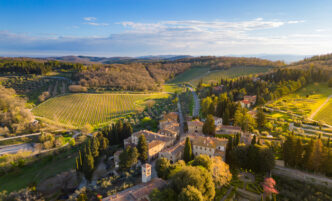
<box><xmin>32</xmin><ymin>93</ymin><xmax>168</xmax><ymax>127</ymax></box>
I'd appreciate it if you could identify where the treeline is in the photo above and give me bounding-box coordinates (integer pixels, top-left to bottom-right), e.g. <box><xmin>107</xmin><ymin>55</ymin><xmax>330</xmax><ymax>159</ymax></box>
<box><xmin>0</xmin><ymin>58</ymin><xmax>84</xmax><ymax>75</ymax></box>
<box><xmin>283</xmin><ymin>135</ymin><xmax>332</xmax><ymax>176</ymax></box>
<box><xmin>176</xmin><ymin>56</ymin><xmax>285</xmax><ymax>69</ymax></box>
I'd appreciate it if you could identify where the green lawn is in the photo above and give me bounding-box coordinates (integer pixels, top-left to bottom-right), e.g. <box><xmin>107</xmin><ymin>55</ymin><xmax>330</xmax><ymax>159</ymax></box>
<box><xmin>0</xmin><ymin>150</ymin><xmax>76</xmax><ymax>192</ymax></box>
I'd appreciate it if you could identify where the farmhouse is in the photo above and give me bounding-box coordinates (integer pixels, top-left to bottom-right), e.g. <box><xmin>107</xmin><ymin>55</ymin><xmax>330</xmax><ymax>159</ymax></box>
<box><xmin>102</xmin><ymin>178</ymin><xmax>167</xmax><ymax>201</ymax></box>
<box><xmin>240</xmin><ymin>133</ymin><xmax>254</xmax><ymax>145</ymax></box>
<box><xmin>187</xmin><ymin>119</ymin><xmax>204</xmax><ymax>134</ymax></box>
<box><xmin>191</xmin><ymin>136</ymin><xmax>228</xmax><ymax>160</ymax></box>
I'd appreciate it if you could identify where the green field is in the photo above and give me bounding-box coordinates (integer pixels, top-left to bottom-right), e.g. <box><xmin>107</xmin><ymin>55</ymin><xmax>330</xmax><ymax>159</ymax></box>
<box><xmin>169</xmin><ymin>66</ymin><xmax>272</xmax><ymax>85</ymax></box>
<box><xmin>267</xmin><ymin>83</ymin><xmax>332</xmax><ymax>119</ymax></box>
<box><xmin>0</xmin><ymin>149</ymin><xmax>76</xmax><ymax>193</ymax></box>
<box><xmin>32</xmin><ymin>93</ymin><xmax>168</xmax><ymax>127</ymax></box>
<box><xmin>314</xmin><ymin>99</ymin><xmax>332</xmax><ymax>125</ymax></box>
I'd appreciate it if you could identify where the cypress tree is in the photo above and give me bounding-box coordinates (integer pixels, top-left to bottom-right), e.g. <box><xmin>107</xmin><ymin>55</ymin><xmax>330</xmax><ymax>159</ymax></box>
<box><xmin>294</xmin><ymin>138</ymin><xmax>303</xmax><ymax>168</ymax></box>
<box><xmin>91</xmin><ymin>138</ymin><xmax>100</xmax><ymax>158</ymax></box>
<box><xmin>256</xmin><ymin>108</ymin><xmax>266</xmax><ymax>131</ymax></box>
<box><xmin>183</xmin><ymin>137</ymin><xmax>193</xmax><ymax>163</ymax></box>
<box><xmin>223</xmin><ymin>108</ymin><xmax>230</xmax><ymax>125</ymax></box>
<box><xmin>137</xmin><ymin>134</ymin><xmax>148</xmax><ymax>162</ymax></box>
<box><xmin>251</xmin><ymin>135</ymin><xmax>256</xmax><ymax>145</ymax></box>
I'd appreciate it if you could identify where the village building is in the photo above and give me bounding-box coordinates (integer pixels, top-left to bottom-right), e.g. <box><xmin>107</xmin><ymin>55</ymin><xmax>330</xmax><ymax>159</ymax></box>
<box><xmin>213</xmin><ymin>116</ymin><xmax>223</xmax><ymax>128</ymax></box>
<box><xmin>124</xmin><ymin>130</ymin><xmax>175</xmax><ymax>148</ymax></box>
<box><xmin>159</xmin><ymin>112</ymin><xmax>179</xmax><ymax>130</ymax></box>
<box><xmin>102</xmin><ymin>178</ymin><xmax>167</xmax><ymax>201</ymax></box>
<box><xmin>159</xmin><ymin>139</ymin><xmax>185</xmax><ymax>163</ymax></box>
<box><xmin>158</xmin><ymin>128</ymin><xmax>178</xmax><ymax>138</ymax></box>
<box><xmin>141</xmin><ymin>163</ymin><xmax>151</xmax><ymax>183</ymax></box>
<box><xmin>191</xmin><ymin>136</ymin><xmax>228</xmax><ymax>160</ymax></box>
<box><xmin>113</xmin><ymin>150</ymin><xmax>123</xmax><ymax>169</ymax></box>
<box><xmin>148</xmin><ymin>140</ymin><xmax>166</xmax><ymax>160</ymax></box>
<box><xmin>187</xmin><ymin>119</ymin><xmax>204</xmax><ymax>134</ymax></box>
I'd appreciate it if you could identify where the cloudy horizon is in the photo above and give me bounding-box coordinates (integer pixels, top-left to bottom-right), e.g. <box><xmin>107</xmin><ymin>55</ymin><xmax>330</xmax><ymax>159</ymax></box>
<box><xmin>1</xmin><ymin>0</ymin><xmax>331</xmax><ymax>57</ymax></box>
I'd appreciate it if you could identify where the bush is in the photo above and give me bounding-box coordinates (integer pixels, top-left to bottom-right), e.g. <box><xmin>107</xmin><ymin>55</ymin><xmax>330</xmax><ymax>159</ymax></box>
<box><xmin>68</xmin><ymin>85</ymin><xmax>87</xmax><ymax>92</ymax></box>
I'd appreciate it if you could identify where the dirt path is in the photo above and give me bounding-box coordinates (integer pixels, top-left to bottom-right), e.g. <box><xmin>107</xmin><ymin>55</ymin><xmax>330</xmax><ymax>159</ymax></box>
<box><xmin>309</xmin><ymin>95</ymin><xmax>332</xmax><ymax>119</ymax></box>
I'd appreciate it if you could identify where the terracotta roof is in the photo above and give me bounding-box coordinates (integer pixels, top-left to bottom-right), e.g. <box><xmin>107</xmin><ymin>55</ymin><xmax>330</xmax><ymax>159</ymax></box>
<box><xmin>160</xmin><ymin>139</ymin><xmax>185</xmax><ymax>155</ymax></box>
<box><xmin>188</xmin><ymin>119</ymin><xmax>204</xmax><ymax>126</ymax></box>
<box><xmin>132</xmin><ymin>130</ymin><xmax>173</xmax><ymax>143</ymax></box>
<box><xmin>191</xmin><ymin>136</ymin><xmax>227</xmax><ymax>149</ymax></box>
<box><xmin>102</xmin><ymin>178</ymin><xmax>167</xmax><ymax>201</ymax></box>
<box><xmin>158</xmin><ymin>129</ymin><xmax>177</xmax><ymax>136</ymax></box>
<box><xmin>149</xmin><ymin>140</ymin><xmax>166</xmax><ymax>149</ymax></box>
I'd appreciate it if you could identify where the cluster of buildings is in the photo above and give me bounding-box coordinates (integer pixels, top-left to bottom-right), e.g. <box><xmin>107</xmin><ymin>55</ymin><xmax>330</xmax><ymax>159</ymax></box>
<box><xmin>108</xmin><ymin>110</ymin><xmax>257</xmax><ymax>201</ymax></box>
<box><xmin>237</xmin><ymin>95</ymin><xmax>257</xmax><ymax>109</ymax></box>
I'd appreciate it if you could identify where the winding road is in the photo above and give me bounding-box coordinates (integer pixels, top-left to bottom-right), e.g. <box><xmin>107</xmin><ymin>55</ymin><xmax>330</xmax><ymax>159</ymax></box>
<box><xmin>187</xmin><ymin>85</ymin><xmax>200</xmax><ymax>117</ymax></box>
<box><xmin>309</xmin><ymin>95</ymin><xmax>332</xmax><ymax>119</ymax></box>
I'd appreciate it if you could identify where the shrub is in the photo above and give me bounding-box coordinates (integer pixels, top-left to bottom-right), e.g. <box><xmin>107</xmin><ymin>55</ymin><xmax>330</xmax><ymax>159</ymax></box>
<box><xmin>69</xmin><ymin>85</ymin><xmax>87</xmax><ymax>92</ymax></box>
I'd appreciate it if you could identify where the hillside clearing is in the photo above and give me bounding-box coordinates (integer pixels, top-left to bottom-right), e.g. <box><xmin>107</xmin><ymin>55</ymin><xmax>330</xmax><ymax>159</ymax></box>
<box><xmin>314</xmin><ymin>99</ymin><xmax>332</xmax><ymax>125</ymax></box>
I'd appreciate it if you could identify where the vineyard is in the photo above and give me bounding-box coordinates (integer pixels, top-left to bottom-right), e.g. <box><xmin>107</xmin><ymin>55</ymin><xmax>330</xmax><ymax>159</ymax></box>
<box><xmin>169</xmin><ymin>66</ymin><xmax>272</xmax><ymax>85</ymax></box>
<box><xmin>32</xmin><ymin>93</ymin><xmax>169</xmax><ymax>127</ymax></box>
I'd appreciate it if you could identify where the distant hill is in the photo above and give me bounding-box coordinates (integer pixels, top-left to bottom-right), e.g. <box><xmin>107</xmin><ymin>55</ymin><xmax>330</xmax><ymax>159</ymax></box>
<box><xmin>228</xmin><ymin>54</ymin><xmax>309</xmax><ymax>63</ymax></box>
<box><xmin>46</xmin><ymin>55</ymin><xmax>192</xmax><ymax>64</ymax></box>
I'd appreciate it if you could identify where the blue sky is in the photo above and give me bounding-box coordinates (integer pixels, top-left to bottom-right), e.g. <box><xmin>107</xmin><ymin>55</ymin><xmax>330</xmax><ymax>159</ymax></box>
<box><xmin>0</xmin><ymin>0</ymin><xmax>332</xmax><ymax>57</ymax></box>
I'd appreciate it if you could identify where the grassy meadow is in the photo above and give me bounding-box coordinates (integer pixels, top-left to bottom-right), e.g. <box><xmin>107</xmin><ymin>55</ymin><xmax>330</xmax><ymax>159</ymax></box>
<box><xmin>32</xmin><ymin>92</ymin><xmax>169</xmax><ymax>127</ymax></box>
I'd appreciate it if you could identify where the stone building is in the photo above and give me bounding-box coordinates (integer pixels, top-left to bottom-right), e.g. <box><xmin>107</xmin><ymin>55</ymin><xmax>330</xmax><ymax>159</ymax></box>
<box><xmin>142</xmin><ymin>163</ymin><xmax>151</xmax><ymax>183</ymax></box>
<box><xmin>191</xmin><ymin>136</ymin><xmax>228</xmax><ymax>160</ymax></box>
<box><xmin>187</xmin><ymin>119</ymin><xmax>204</xmax><ymax>134</ymax></box>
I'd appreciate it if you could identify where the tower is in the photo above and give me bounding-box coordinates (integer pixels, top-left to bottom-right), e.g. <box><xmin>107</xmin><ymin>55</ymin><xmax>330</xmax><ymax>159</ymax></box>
<box><xmin>142</xmin><ymin>163</ymin><xmax>151</xmax><ymax>183</ymax></box>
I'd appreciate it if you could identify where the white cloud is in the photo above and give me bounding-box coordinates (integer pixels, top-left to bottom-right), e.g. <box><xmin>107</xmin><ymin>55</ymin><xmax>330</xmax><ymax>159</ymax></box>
<box><xmin>1</xmin><ymin>18</ymin><xmax>331</xmax><ymax>56</ymax></box>
<box><xmin>83</xmin><ymin>17</ymin><xmax>108</xmax><ymax>26</ymax></box>
<box><xmin>84</xmin><ymin>17</ymin><xmax>97</xmax><ymax>21</ymax></box>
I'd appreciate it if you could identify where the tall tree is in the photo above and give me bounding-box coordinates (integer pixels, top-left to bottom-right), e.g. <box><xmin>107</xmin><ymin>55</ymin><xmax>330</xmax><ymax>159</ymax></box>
<box><xmin>223</xmin><ymin>108</ymin><xmax>230</xmax><ymax>125</ymax></box>
<box><xmin>256</xmin><ymin>108</ymin><xmax>266</xmax><ymax>130</ymax></box>
<box><xmin>184</xmin><ymin>137</ymin><xmax>193</xmax><ymax>163</ymax></box>
<box><xmin>137</xmin><ymin>134</ymin><xmax>148</xmax><ymax>162</ymax></box>
<box><xmin>203</xmin><ymin>114</ymin><xmax>216</xmax><ymax>136</ymax></box>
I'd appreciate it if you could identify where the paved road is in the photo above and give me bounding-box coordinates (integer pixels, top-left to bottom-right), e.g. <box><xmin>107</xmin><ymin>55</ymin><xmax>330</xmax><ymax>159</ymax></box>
<box><xmin>0</xmin><ymin>143</ymin><xmax>34</xmax><ymax>155</ymax></box>
<box><xmin>272</xmin><ymin>163</ymin><xmax>332</xmax><ymax>188</ymax></box>
<box><xmin>177</xmin><ymin>94</ymin><xmax>185</xmax><ymax>136</ymax></box>
<box><xmin>0</xmin><ymin>132</ymin><xmax>41</xmax><ymax>142</ymax></box>
<box><xmin>309</xmin><ymin>95</ymin><xmax>332</xmax><ymax>119</ymax></box>
<box><xmin>187</xmin><ymin>86</ymin><xmax>200</xmax><ymax>117</ymax></box>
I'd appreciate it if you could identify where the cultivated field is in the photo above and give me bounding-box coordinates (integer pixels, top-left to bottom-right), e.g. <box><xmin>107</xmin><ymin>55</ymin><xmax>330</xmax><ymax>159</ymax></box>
<box><xmin>314</xmin><ymin>99</ymin><xmax>332</xmax><ymax>125</ymax></box>
<box><xmin>169</xmin><ymin>66</ymin><xmax>272</xmax><ymax>85</ymax></box>
<box><xmin>32</xmin><ymin>93</ymin><xmax>168</xmax><ymax>127</ymax></box>
<box><xmin>266</xmin><ymin>83</ymin><xmax>332</xmax><ymax>118</ymax></box>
